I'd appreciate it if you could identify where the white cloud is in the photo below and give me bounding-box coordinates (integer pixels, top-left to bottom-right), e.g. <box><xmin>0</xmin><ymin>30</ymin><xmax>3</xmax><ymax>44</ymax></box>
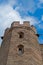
<box><xmin>0</xmin><ymin>5</ymin><xmax>39</xmax><ymax>35</ymax></box>
<box><xmin>0</xmin><ymin>0</ymin><xmax>42</xmax><ymax>37</ymax></box>
<box><xmin>23</xmin><ymin>16</ymin><xmax>39</xmax><ymax>25</ymax></box>
<box><xmin>0</xmin><ymin>5</ymin><xmax>22</xmax><ymax>34</ymax></box>
<box><xmin>8</xmin><ymin>0</ymin><xmax>17</xmax><ymax>6</ymax></box>
<box><xmin>37</xmin><ymin>0</ymin><xmax>43</xmax><ymax>8</ymax></box>
<box><xmin>15</xmin><ymin>0</ymin><xmax>37</xmax><ymax>13</ymax></box>
<box><xmin>0</xmin><ymin>0</ymin><xmax>41</xmax><ymax>45</ymax></box>
<box><xmin>0</xmin><ymin>4</ymin><xmax>22</xmax><ymax>45</ymax></box>
<box><xmin>0</xmin><ymin>0</ymin><xmax>17</xmax><ymax>6</ymax></box>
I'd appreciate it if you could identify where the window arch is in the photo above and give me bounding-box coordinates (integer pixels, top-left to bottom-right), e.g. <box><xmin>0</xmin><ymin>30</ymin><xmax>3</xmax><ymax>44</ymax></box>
<box><xmin>17</xmin><ymin>44</ymin><xmax>24</xmax><ymax>55</ymax></box>
<box><xmin>18</xmin><ymin>32</ymin><xmax>24</xmax><ymax>38</ymax></box>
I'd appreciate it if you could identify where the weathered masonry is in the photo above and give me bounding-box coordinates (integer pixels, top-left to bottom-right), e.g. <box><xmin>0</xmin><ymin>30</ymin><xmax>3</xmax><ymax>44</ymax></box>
<box><xmin>0</xmin><ymin>21</ymin><xmax>43</xmax><ymax>65</ymax></box>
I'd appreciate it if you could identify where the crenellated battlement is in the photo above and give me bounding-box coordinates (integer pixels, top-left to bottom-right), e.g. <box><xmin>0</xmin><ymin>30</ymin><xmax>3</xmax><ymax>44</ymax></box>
<box><xmin>1</xmin><ymin>21</ymin><xmax>37</xmax><ymax>41</ymax></box>
<box><xmin>11</xmin><ymin>21</ymin><xmax>36</xmax><ymax>33</ymax></box>
<box><xmin>4</xmin><ymin>21</ymin><xmax>36</xmax><ymax>35</ymax></box>
<box><xmin>11</xmin><ymin>21</ymin><xmax>20</xmax><ymax>27</ymax></box>
<box><xmin>23</xmin><ymin>21</ymin><xmax>30</xmax><ymax>27</ymax></box>
<box><xmin>11</xmin><ymin>21</ymin><xmax>30</xmax><ymax>27</ymax></box>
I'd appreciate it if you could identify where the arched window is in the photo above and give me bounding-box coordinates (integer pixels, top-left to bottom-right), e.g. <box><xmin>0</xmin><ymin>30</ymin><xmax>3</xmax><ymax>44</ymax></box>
<box><xmin>17</xmin><ymin>44</ymin><xmax>24</xmax><ymax>55</ymax></box>
<box><xmin>18</xmin><ymin>32</ymin><xmax>24</xmax><ymax>38</ymax></box>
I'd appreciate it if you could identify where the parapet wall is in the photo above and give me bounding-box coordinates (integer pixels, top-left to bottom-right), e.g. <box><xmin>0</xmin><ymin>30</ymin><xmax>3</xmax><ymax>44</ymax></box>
<box><xmin>11</xmin><ymin>21</ymin><xmax>30</xmax><ymax>27</ymax></box>
<box><xmin>11</xmin><ymin>21</ymin><xmax>36</xmax><ymax>33</ymax></box>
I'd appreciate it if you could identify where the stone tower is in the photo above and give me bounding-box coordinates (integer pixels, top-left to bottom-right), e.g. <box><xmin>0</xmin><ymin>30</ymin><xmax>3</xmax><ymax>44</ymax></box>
<box><xmin>0</xmin><ymin>21</ymin><xmax>42</xmax><ymax>65</ymax></box>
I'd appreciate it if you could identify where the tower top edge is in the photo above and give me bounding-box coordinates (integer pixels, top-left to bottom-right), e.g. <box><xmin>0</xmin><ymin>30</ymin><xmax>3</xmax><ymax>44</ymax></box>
<box><xmin>4</xmin><ymin>21</ymin><xmax>36</xmax><ymax>34</ymax></box>
<box><xmin>11</xmin><ymin>21</ymin><xmax>30</xmax><ymax>27</ymax></box>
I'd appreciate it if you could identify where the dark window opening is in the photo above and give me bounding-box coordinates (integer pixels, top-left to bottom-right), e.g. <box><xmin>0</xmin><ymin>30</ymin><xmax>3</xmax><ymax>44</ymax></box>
<box><xmin>18</xmin><ymin>32</ymin><xmax>24</xmax><ymax>38</ymax></box>
<box><xmin>19</xmin><ymin>48</ymin><xmax>22</xmax><ymax>51</ymax></box>
<box><xmin>17</xmin><ymin>44</ymin><xmax>24</xmax><ymax>55</ymax></box>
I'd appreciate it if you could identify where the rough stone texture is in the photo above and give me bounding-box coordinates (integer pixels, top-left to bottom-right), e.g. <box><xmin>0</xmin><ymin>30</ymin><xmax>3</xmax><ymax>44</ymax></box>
<box><xmin>0</xmin><ymin>21</ymin><xmax>43</xmax><ymax>65</ymax></box>
<box><xmin>0</xmin><ymin>29</ymin><xmax>12</xmax><ymax>65</ymax></box>
<box><xmin>40</xmin><ymin>44</ymin><xmax>43</xmax><ymax>64</ymax></box>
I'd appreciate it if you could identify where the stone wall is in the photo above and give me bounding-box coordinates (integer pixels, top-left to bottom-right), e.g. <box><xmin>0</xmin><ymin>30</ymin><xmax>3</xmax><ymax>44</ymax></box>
<box><xmin>0</xmin><ymin>21</ymin><xmax>43</xmax><ymax>65</ymax></box>
<box><xmin>40</xmin><ymin>44</ymin><xmax>43</xmax><ymax>64</ymax></box>
<box><xmin>0</xmin><ymin>29</ymin><xmax>12</xmax><ymax>65</ymax></box>
<box><xmin>6</xmin><ymin>21</ymin><xmax>42</xmax><ymax>65</ymax></box>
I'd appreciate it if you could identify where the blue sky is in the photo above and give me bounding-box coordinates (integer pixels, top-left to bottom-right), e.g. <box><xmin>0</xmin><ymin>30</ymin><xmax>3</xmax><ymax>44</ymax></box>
<box><xmin>0</xmin><ymin>0</ymin><xmax>43</xmax><ymax>45</ymax></box>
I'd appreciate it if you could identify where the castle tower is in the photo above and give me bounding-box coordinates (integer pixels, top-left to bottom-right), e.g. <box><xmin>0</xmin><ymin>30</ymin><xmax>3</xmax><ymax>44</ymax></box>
<box><xmin>0</xmin><ymin>21</ymin><xmax>42</xmax><ymax>65</ymax></box>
